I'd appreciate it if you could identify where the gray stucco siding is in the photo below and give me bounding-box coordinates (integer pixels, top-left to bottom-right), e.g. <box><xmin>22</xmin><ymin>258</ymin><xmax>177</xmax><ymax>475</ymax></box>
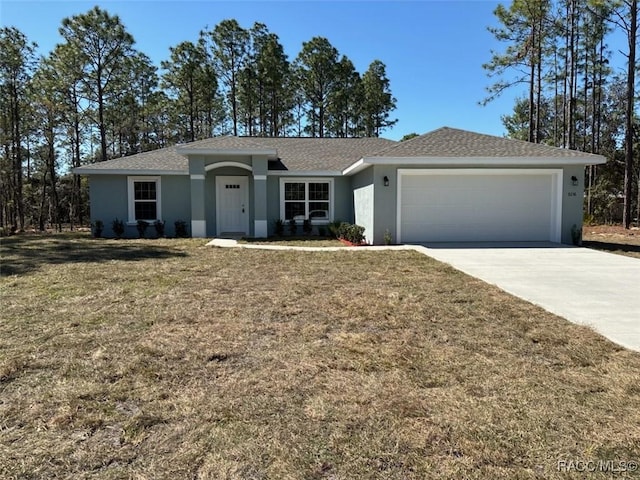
<box><xmin>372</xmin><ymin>165</ymin><xmax>400</xmax><ymax>245</ymax></box>
<box><xmin>266</xmin><ymin>176</ymin><xmax>281</xmax><ymax>236</ymax></box>
<box><xmin>161</xmin><ymin>175</ymin><xmax>191</xmax><ymax>237</ymax></box>
<box><xmin>560</xmin><ymin>165</ymin><xmax>584</xmax><ymax>244</ymax></box>
<box><xmin>88</xmin><ymin>174</ymin><xmax>190</xmax><ymax>238</ymax></box>
<box><xmin>333</xmin><ymin>176</ymin><xmax>353</xmax><ymax>224</ymax></box>
<box><xmin>88</xmin><ymin>175</ymin><xmax>129</xmax><ymax>237</ymax></box>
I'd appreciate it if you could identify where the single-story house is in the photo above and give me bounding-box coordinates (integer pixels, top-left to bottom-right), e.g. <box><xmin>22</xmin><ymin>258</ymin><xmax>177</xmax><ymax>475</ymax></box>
<box><xmin>74</xmin><ymin>127</ymin><xmax>606</xmax><ymax>244</ymax></box>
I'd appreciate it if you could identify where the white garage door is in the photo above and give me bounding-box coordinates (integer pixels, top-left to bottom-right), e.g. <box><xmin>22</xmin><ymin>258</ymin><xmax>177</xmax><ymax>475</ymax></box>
<box><xmin>398</xmin><ymin>169</ymin><xmax>562</xmax><ymax>243</ymax></box>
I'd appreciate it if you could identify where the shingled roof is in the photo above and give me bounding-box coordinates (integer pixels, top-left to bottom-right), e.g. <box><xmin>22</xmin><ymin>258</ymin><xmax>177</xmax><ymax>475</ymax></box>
<box><xmin>74</xmin><ymin>146</ymin><xmax>188</xmax><ymax>173</ymax></box>
<box><xmin>75</xmin><ymin>136</ymin><xmax>396</xmax><ymax>174</ymax></box>
<box><xmin>370</xmin><ymin>127</ymin><xmax>605</xmax><ymax>159</ymax></box>
<box><xmin>74</xmin><ymin>127</ymin><xmax>606</xmax><ymax>175</ymax></box>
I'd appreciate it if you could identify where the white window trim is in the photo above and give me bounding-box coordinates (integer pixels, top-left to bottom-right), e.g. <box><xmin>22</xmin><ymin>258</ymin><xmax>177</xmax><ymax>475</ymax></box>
<box><xmin>279</xmin><ymin>177</ymin><xmax>334</xmax><ymax>224</ymax></box>
<box><xmin>127</xmin><ymin>176</ymin><xmax>162</xmax><ymax>224</ymax></box>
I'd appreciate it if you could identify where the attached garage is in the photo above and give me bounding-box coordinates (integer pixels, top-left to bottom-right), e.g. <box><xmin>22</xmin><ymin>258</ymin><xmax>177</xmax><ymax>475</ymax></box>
<box><xmin>397</xmin><ymin>169</ymin><xmax>562</xmax><ymax>243</ymax></box>
<box><xmin>344</xmin><ymin>127</ymin><xmax>607</xmax><ymax>245</ymax></box>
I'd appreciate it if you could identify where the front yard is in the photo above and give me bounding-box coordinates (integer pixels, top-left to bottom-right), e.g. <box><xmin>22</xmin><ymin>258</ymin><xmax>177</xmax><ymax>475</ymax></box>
<box><xmin>583</xmin><ymin>224</ymin><xmax>640</xmax><ymax>259</ymax></box>
<box><xmin>1</xmin><ymin>234</ymin><xmax>639</xmax><ymax>479</ymax></box>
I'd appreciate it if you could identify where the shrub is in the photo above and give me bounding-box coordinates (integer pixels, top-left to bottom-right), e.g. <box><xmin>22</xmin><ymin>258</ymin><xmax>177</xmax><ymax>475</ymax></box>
<box><xmin>303</xmin><ymin>219</ymin><xmax>312</xmax><ymax>235</ymax></box>
<box><xmin>383</xmin><ymin>229</ymin><xmax>393</xmax><ymax>245</ymax></box>
<box><xmin>174</xmin><ymin>220</ymin><xmax>188</xmax><ymax>238</ymax></box>
<box><xmin>571</xmin><ymin>224</ymin><xmax>582</xmax><ymax>246</ymax></box>
<box><xmin>154</xmin><ymin>220</ymin><xmax>165</xmax><ymax>238</ymax></box>
<box><xmin>136</xmin><ymin>220</ymin><xmax>149</xmax><ymax>238</ymax></box>
<box><xmin>112</xmin><ymin>219</ymin><xmax>125</xmax><ymax>239</ymax></box>
<box><xmin>337</xmin><ymin>222</ymin><xmax>365</xmax><ymax>245</ymax></box>
<box><xmin>328</xmin><ymin>220</ymin><xmax>342</xmax><ymax>238</ymax></box>
<box><xmin>288</xmin><ymin>219</ymin><xmax>297</xmax><ymax>235</ymax></box>
<box><xmin>274</xmin><ymin>219</ymin><xmax>284</xmax><ymax>237</ymax></box>
<box><xmin>318</xmin><ymin>226</ymin><xmax>326</xmax><ymax>237</ymax></box>
<box><xmin>93</xmin><ymin>220</ymin><xmax>104</xmax><ymax>238</ymax></box>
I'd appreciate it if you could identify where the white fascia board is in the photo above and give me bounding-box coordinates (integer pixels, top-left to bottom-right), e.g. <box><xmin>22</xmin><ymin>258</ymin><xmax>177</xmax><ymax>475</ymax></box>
<box><xmin>359</xmin><ymin>155</ymin><xmax>607</xmax><ymax>166</ymax></box>
<box><xmin>176</xmin><ymin>147</ymin><xmax>277</xmax><ymax>157</ymax></box>
<box><xmin>73</xmin><ymin>168</ymin><xmax>187</xmax><ymax>176</ymax></box>
<box><xmin>342</xmin><ymin>158</ymin><xmax>367</xmax><ymax>176</ymax></box>
<box><xmin>267</xmin><ymin>170</ymin><xmax>342</xmax><ymax>176</ymax></box>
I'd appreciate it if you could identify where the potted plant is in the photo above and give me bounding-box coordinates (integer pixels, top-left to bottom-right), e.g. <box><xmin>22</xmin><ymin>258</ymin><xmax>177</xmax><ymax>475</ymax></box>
<box><xmin>274</xmin><ymin>219</ymin><xmax>284</xmax><ymax>237</ymax></box>
<box><xmin>174</xmin><ymin>220</ymin><xmax>188</xmax><ymax>238</ymax></box>
<box><xmin>136</xmin><ymin>220</ymin><xmax>149</xmax><ymax>238</ymax></box>
<box><xmin>154</xmin><ymin>220</ymin><xmax>165</xmax><ymax>238</ymax></box>
<box><xmin>303</xmin><ymin>219</ymin><xmax>312</xmax><ymax>235</ymax></box>
<box><xmin>93</xmin><ymin>220</ymin><xmax>104</xmax><ymax>238</ymax></box>
<box><xmin>112</xmin><ymin>218</ymin><xmax>125</xmax><ymax>239</ymax></box>
<box><xmin>288</xmin><ymin>219</ymin><xmax>297</xmax><ymax>236</ymax></box>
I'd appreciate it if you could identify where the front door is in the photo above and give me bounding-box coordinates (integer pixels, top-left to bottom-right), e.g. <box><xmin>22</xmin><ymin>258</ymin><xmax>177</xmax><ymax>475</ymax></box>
<box><xmin>216</xmin><ymin>176</ymin><xmax>249</xmax><ymax>236</ymax></box>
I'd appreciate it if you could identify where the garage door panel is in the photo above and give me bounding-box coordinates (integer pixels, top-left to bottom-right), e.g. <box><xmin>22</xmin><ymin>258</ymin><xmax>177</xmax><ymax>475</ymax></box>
<box><xmin>399</xmin><ymin>172</ymin><xmax>557</xmax><ymax>243</ymax></box>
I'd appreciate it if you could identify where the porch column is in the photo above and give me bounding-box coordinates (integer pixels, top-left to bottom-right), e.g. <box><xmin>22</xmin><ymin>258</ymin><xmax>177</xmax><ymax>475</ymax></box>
<box><xmin>252</xmin><ymin>155</ymin><xmax>268</xmax><ymax>237</ymax></box>
<box><xmin>189</xmin><ymin>156</ymin><xmax>206</xmax><ymax>238</ymax></box>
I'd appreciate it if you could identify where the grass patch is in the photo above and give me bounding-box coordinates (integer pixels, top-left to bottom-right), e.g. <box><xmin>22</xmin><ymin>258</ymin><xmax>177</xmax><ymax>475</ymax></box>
<box><xmin>1</xmin><ymin>233</ymin><xmax>639</xmax><ymax>479</ymax></box>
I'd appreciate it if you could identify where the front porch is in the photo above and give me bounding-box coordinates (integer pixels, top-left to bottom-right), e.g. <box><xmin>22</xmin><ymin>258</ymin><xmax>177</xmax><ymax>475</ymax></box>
<box><xmin>179</xmin><ymin>146</ymin><xmax>273</xmax><ymax>239</ymax></box>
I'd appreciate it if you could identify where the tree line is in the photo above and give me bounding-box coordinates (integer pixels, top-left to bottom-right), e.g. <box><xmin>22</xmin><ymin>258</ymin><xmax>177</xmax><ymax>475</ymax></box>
<box><xmin>483</xmin><ymin>0</ymin><xmax>639</xmax><ymax>227</ymax></box>
<box><xmin>0</xmin><ymin>7</ymin><xmax>397</xmax><ymax>232</ymax></box>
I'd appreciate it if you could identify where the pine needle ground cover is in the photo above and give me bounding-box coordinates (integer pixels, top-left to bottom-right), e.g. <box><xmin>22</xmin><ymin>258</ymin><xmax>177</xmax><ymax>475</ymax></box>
<box><xmin>1</xmin><ymin>234</ymin><xmax>639</xmax><ymax>479</ymax></box>
<box><xmin>583</xmin><ymin>225</ymin><xmax>640</xmax><ymax>259</ymax></box>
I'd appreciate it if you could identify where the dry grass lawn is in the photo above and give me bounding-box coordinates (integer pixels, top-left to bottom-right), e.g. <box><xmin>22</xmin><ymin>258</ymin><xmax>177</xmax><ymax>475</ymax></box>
<box><xmin>1</xmin><ymin>233</ymin><xmax>639</xmax><ymax>479</ymax></box>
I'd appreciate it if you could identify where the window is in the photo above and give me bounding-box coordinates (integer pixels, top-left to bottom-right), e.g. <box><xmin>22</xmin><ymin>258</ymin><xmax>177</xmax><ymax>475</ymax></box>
<box><xmin>128</xmin><ymin>176</ymin><xmax>161</xmax><ymax>223</ymax></box>
<box><xmin>280</xmin><ymin>178</ymin><xmax>333</xmax><ymax>222</ymax></box>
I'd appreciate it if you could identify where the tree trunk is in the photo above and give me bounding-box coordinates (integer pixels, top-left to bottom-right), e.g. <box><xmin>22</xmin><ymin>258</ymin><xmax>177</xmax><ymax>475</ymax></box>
<box><xmin>528</xmin><ymin>34</ymin><xmax>535</xmax><ymax>143</ymax></box>
<box><xmin>623</xmin><ymin>0</ymin><xmax>637</xmax><ymax>229</ymax></box>
<box><xmin>38</xmin><ymin>168</ymin><xmax>48</xmax><ymax>231</ymax></box>
<box><xmin>11</xmin><ymin>83</ymin><xmax>24</xmax><ymax>230</ymax></box>
<box><xmin>97</xmin><ymin>66</ymin><xmax>108</xmax><ymax>162</ymax></box>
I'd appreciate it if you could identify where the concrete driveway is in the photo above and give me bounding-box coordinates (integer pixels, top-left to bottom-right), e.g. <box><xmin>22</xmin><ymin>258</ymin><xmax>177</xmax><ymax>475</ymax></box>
<box><xmin>418</xmin><ymin>243</ymin><xmax>640</xmax><ymax>352</ymax></box>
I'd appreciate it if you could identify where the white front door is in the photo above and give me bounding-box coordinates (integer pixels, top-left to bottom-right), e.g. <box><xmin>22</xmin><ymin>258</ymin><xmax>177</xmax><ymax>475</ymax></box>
<box><xmin>216</xmin><ymin>176</ymin><xmax>249</xmax><ymax>235</ymax></box>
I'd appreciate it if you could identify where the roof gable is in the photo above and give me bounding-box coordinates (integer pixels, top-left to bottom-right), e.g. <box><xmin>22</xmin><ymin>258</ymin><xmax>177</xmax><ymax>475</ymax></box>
<box><xmin>371</xmin><ymin>127</ymin><xmax>605</xmax><ymax>159</ymax></box>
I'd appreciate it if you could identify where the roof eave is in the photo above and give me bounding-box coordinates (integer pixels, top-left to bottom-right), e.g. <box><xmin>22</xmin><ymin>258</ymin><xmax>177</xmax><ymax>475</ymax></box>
<box><xmin>73</xmin><ymin>168</ymin><xmax>188</xmax><ymax>176</ymax></box>
<box><xmin>343</xmin><ymin>155</ymin><xmax>606</xmax><ymax>174</ymax></box>
<box><xmin>176</xmin><ymin>146</ymin><xmax>277</xmax><ymax>157</ymax></box>
<box><xmin>267</xmin><ymin>170</ymin><xmax>343</xmax><ymax>176</ymax></box>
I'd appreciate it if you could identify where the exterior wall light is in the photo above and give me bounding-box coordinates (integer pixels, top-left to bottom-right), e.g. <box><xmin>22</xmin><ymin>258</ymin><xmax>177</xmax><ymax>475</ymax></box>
<box><xmin>571</xmin><ymin>175</ymin><xmax>579</xmax><ymax>186</ymax></box>
<box><xmin>383</xmin><ymin>176</ymin><xmax>390</xmax><ymax>187</ymax></box>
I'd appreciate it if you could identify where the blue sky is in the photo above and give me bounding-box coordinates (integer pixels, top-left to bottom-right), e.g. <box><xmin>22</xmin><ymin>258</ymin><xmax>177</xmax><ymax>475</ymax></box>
<box><xmin>0</xmin><ymin>0</ymin><xmax>628</xmax><ymax>141</ymax></box>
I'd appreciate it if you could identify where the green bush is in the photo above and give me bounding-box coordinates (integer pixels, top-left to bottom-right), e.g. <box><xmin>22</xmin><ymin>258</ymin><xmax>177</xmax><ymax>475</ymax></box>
<box><xmin>174</xmin><ymin>220</ymin><xmax>188</xmax><ymax>238</ymax></box>
<box><xmin>274</xmin><ymin>219</ymin><xmax>284</xmax><ymax>236</ymax></box>
<box><xmin>112</xmin><ymin>219</ymin><xmax>125</xmax><ymax>238</ymax></box>
<box><xmin>383</xmin><ymin>229</ymin><xmax>392</xmax><ymax>245</ymax></box>
<box><xmin>303</xmin><ymin>219</ymin><xmax>312</xmax><ymax>235</ymax></box>
<box><xmin>288</xmin><ymin>219</ymin><xmax>297</xmax><ymax>235</ymax></box>
<box><xmin>136</xmin><ymin>220</ymin><xmax>149</xmax><ymax>238</ymax></box>
<box><xmin>328</xmin><ymin>220</ymin><xmax>342</xmax><ymax>238</ymax></box>
<box><xmin>337</xmin><ymin>222</ymin><xmax>365</xmax><ymax>245</ymax></box>
<box><xmin>154</xmin><ymin>220</ymin><xmax>165</xmax><ymax>238</ymax></box>
<box><xmin>92</xmin><ymin>220</ymin><xmax>104</xmax><ymax>238</ymax></box>
<box><xmin>571</xmin><ymin>224</ymin><xmax>582</xmax><ymax>246</ymax></box>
